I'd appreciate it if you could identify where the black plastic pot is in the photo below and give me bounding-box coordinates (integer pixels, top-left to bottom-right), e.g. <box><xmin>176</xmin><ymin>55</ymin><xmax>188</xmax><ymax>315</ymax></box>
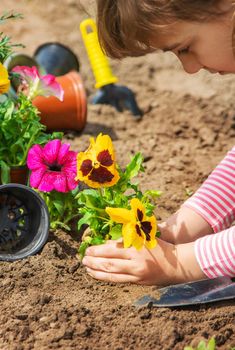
<box><xmin>0</xmin><ymin>184</ymin><xmax>49</xmax><ymax>261</ymax></box>
<box><xmin>34</xmin><ymin>42</ymin><xmax>80</xmax><ymax>76</ymax></box>
<box><xmin>4</xmin><ymin>53</ymin><xmax>42</xmax><ymax>97</ymax></box>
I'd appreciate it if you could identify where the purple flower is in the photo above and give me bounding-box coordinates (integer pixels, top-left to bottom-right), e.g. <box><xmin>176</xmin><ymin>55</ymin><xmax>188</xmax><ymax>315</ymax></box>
<box><xmin>27</xmin><ymin>139</ymin><xmax>78</xmax><ymax>192</ymax></box>
<box><xmin>12</xmin><ymin>66</ymin><xmax>64</xmax><ymax>101</ymax></box>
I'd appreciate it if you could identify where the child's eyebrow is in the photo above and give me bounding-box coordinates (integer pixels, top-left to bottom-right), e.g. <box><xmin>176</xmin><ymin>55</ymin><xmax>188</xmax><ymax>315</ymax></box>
<box><xmin>162</xmin><ymin>43</ymin><xmax>180</xmax><ymax>52</ymax></box>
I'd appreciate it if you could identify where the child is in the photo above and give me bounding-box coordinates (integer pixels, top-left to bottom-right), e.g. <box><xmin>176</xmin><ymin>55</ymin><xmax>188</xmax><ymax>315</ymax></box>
<box><xmin>82</xmin><ymin>0</ymin><xmax>235</xmax><ymax>285</ymax></box>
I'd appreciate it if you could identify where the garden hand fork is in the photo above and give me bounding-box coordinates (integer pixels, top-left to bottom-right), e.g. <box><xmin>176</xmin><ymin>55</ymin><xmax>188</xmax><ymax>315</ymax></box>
<box><xmin>80</xmin><ymin>18</ymin><xmax>142</xmax><ymax>118</ymax></box>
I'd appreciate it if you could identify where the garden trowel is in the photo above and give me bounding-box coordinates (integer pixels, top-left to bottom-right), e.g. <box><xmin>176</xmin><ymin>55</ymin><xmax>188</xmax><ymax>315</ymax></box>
<box><xmin>135</xmin><ymin>276</ymin><xmax>235</xmax><ymax>308</ymax></box>
<box><xmin>80</xmin><ymin>18</ymin><xmax>142</xmax><ymax>118</ymax></box>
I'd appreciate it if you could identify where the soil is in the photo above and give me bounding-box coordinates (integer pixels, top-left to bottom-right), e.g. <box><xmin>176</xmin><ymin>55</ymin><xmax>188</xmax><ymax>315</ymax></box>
<box><xmin>1</xmin><ymin>1</ymin><xmax>235</xmax><ymax>349</ymax></box>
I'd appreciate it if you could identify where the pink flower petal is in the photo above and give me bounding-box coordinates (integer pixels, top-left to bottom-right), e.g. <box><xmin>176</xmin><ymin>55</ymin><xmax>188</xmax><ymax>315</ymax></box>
<box><xmin>27</xmin><ymin>144</ymin><xmax>45</xmax><ymax>170</ymax></box>
<box><xmin>37</xmin><ymin>172</ymin><xmax>55</xmax><ymax>192</ymax></box>
<box><xmin>28</xmin><ymin>139</ymin><xmax>78</xmax><ymax>192</ymax></box>
<box><xmin>12</xmin><ymin>66</ymin><xmax>39</xmax><ymax>85</ymax></box>
<box><xmin>57</xmin><ymin>143</ymin><xmax>70</xmax><ymax>165</ymax></box>
<box><xmin>29</xmin><ymin>167</ymin><xmax>47</xmax><ymax>188</ymax></box>
<box><xmin>53</xmin><ymin>172</ymin><xmax>68</xmax><ymax>192</ymax></box>
<box><xmin>43</xmin><ymin>139</ymin><xmax>61</xmax><ymax>164</ymax></box>
<box><xmin>62</xmin><ymin>151</ymin><xmax>77</xmax><ymax>170</ymax></box>
<box><xmin>38</xmin><ymin>75</ymin><xmax>64</xmax><ymax>101</ymax></box>
<box><xmin>66</xmin><ymin>173</ymin><xmax>79</xmax><ymax>191</ymax></box>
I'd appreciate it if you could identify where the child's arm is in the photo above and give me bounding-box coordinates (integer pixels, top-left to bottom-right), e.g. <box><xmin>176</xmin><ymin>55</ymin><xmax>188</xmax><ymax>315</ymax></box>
<box><xmin>82</xmin><ymin>238</ymin><xmax>206</xmax><ymax>285</ymax></box>
<box><xmin>82</xmin><ymin>229</ymin><xmax>235</xmax><ymax>285</ymax></box>
<box><xmin>159</xmin><ymin>207</ymin><xmax>213</xmax><ymax>244</ymax></box>
<box><xmin>160</xmin><ymin>146</ymin><xmax>235</xmax><ymax>244</ymax></box>
<box><xmin>195</xmin><ymin>228</ymin><xmax>235</xmax><ymax>278</ymax></box>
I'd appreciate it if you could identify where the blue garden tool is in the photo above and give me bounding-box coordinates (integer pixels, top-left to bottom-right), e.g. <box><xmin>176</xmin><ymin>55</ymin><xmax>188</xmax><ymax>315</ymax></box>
<box><xmin>80</xmin><ymin>18</ymin><xmax>142</xmax><ymax>119</ymax></box>
<box><xmin>135</xmin><ymin>277</ymin><xmax>235</xmax><ymax>308</ymax></box>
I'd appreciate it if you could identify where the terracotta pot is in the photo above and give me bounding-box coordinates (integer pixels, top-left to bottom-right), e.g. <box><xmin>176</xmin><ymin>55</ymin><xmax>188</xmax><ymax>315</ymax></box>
<box><xmin>33</xmin><ymin>71</ymin><xmax>87</xmax><ymax>131</ymax></box>
<box><xmin>0</xmin><ymin>166</ymin><xmax>29</xmax><ymax>185</ymax></box>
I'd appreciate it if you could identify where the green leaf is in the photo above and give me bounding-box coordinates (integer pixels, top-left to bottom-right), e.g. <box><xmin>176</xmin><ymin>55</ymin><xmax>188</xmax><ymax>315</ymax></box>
<box><xmin>109</xmin><ymin>224</ymin><xmax>122</xmax><ymax>240</ymax></box>
<box><xmin>90</xmin><ymin>235</ymin><xmax>105</xmax><ymax>245</ymax></box>
<box><xmin>144</xmin><ymin>190</ymin><xmax>162</xmax><ymax>199</ymax></box>
<box><xmin>197</xmin><ymin>341</ymin><xmax>207</xmax><ymax>350</ymax></box>
<box><xmin>156</xmin><ymin>230</ymin><xmax>161</xmax><ymax>238</ymax></box>
<box><xmin>77</xmin><ymin>211</ymin><xmax>94</xmax><ymax>231</ymax></box>
<box><xmin>124</xmin><ymin>153</ymin><xmax>144</xmax><ymax>180</ymax></box>
<box><xmin>50</xmin><ymin>221</ymin><xmax>71</xmax><ymax>231</ymax></box>
<box><xmin>53</xmin><ymin>197</ymin><xmax>64</xmax><ymax>215</ymax></box>
<box><xmin>78</xmin><ymin>241</ymin><xmax>90</xmax><ymax>259</ymax></box>
<box><xmin>207</xmin><ymin>338</ymin><xmax>216</xmax><ymax>350</ymax></box>
<box><xmin>0</xmin><ymin>160</ymin><xmax>10</xmax><ymax>184</ymax></box>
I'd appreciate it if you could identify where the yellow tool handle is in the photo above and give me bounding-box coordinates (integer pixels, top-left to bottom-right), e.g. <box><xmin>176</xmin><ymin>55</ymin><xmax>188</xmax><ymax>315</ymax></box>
<box><xmin>80</xmin><ymin>18</ymin><xmax>118</xmax><ymax>89</ymax></box>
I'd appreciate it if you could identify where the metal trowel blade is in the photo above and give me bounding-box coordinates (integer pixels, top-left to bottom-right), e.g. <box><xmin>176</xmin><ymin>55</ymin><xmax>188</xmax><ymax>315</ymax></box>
<box><xmin>135</xmin><ymin>276</ymin><xmax>235</xmax><ymax>308</ymax></box>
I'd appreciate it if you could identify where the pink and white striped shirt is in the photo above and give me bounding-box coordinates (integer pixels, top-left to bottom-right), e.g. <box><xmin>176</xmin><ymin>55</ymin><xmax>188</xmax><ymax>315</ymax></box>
<box><xmin>183</xmin><ymin>146</ymin><xmax>235</xmax><ymax>278</ymax></box>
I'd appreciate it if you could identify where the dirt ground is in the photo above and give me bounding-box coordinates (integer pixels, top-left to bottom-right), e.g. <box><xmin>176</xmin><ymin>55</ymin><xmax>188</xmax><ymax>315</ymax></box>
<box><xmin>1</xmin><ymin>1</ymin><xmax>235</xmax><ymax>349</ymax></box>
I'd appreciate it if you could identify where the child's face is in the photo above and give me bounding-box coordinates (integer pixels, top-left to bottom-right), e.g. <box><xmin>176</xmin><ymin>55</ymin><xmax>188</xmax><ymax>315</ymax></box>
<box><xmin>151</xmin><ymin>13</ymin><xmax>235</xmax><ymax>74</ymax></box>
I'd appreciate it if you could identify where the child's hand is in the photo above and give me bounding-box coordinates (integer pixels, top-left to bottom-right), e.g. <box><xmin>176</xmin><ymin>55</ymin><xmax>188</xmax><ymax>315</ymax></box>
<box><xmin>159</xmin><ymin>207</ymin><xmax>213</xmax><ymax>244</ymax></box>
<box><xmin>82</xmin><ymin>238</ymin><xmax>206</xmax><ymax>285</ymax></box>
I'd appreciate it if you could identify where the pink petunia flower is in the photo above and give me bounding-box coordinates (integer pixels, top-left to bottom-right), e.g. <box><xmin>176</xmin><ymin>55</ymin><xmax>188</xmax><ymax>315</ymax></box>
<box><xmin>12</xmin><ymin>66</ymin><xmax>64</xmax><ymax>101</ymax></box>
<box><xmin>27</xmin><ymin>139</ymin><xmax>78</xmax><ymax>193</ymax></box>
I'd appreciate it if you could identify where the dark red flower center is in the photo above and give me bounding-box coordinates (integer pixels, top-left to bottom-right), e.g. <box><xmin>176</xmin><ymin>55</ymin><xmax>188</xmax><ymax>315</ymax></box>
<box><xmin>136</xmin><ymin>224</ymin><xmax>142</xmax><ymax>237</ymax></box>
<box><xmin>136</xmin><ymin>208</ymin><xmax>152</xmax><ymax>241</ymax></box>
<box><xmin>97</xmin><ymin>150</ymin><xmax>113</xmax><ymax>167</ymax></box>
<box><xmin>141</xmin><ymin>221</ymin><xmax>152</xmax><ymax>241</ymax></box>
<box><xmin>89</xmin><ymin>166</ymin><xmax>114</xmax><ymax>184</ymax></box>
<box><xmin>137</xmin><ymin>208</ymin><xmax>143</xmax><ymax>222</ymax></box>
<box><xmin>80</xmin><ymin>159</ymin><xmax>93</xmax><ymax>176</ymax></box>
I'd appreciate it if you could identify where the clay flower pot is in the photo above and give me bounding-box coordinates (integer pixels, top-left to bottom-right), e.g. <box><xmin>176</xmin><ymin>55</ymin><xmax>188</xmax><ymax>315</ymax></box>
<box><xmin>33</xmin><ymin>71</ymin><xmax>87</xmax><ymax>131</ymax></box>
<box><xmin>0</xmin><ymin>184</ymin><xmax>49</xmax><ymax>261</ymax></box>
<box><xmin>0</xmin><ymin>166</ymin><xmax>29</xmax><ymax>185</ymax></box>
<box><xmin>34</xmin><ymin>42</ymin><xmax>80</xmax><ymax>76</ymax></box>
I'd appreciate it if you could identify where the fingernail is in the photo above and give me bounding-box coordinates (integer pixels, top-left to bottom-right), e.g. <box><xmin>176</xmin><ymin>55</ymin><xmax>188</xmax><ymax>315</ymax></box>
<box><xmin>82</xmin><ymin>257</ymin><xmax>87</xmax><ymax>265</ymax></box>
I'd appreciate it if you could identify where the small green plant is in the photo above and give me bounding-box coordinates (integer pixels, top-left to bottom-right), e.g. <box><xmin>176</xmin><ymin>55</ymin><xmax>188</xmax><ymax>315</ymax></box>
<box><xmin>185</xmin><ymin>187</ymin><xmax>194</xmax><ymax>197</ymax></box>
<box><xmin>184</xmin><ymin>337</ymin><xmax>216</xmax><ymax>350</ymax></box>
<box><xmin>76</xmin><ymin>134</ymin><xmax>162</xmax><ymax>257</ymax></box>
<box><xmin>0</xmin><ymin>12</ymin><xmax>23</xmax><ymax>63</ymax></box>
<box><xmin>0</xmin><ymin>65</ymin><xmax>64</xmax><ymax>184</ymax></box>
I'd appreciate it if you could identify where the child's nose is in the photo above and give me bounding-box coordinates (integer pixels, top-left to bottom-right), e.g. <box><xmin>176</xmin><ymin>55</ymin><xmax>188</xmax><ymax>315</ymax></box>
<box><xmin>178</xmin><ymin>54</ymin><xmax>203</xmax><ymax>74</ymax></box>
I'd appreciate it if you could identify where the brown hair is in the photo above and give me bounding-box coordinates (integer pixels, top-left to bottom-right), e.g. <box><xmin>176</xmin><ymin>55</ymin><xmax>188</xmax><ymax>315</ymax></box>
<box><xmin>96</xmin><ymin>0</ymin><xmax>230</xmax><ymax>58</ymax></box>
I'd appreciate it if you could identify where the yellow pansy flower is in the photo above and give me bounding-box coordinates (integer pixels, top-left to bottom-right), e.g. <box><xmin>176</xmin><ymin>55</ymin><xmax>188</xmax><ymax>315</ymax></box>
<box><xmin>0</xmin><ymin>63</ymin><xmax>10</xmax><ymax>94</ymax></box>
<box><xmin>76</xmin><ymin>133</ymin><xmax>120</xmax><ymax>188</ymax></box>
<box><xmin>106</xmin><ymin>198</ymin><xmax>157</xmax><ymax>250</ymax></box>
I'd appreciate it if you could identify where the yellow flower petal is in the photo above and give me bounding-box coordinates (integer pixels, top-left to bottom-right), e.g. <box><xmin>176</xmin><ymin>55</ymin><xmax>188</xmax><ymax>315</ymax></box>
<box><xmin>145</xmin><ymin>237</ymin><xmax>157</xmax><ymax>250</ymax></box>
<box><xmin>76</xmin><ymin>133</ymin><xmax>120</xmax><ymax>188</ymax></box>
<box><xmin>143</xmin><ymin>215</ymin><xmax>157</xmax><ymax>249</ymax></box>
<box><xmin>106</xmin><ymin>207</ymin><xmax>134</xmax><ymax>224</ymax></box>
<box><xmin>130</xmin><ymin>198</ymin><xmax>146</xmax><ymax>220</ymax></box>
<box><xmin>95</xmin><ymin>133</ymin><xmax>116</xmax><ymax>161</ymax></box>
<box><xmin>148</xmin><ymin>215</ymin><xmax>157</xmax><ymax>237</ymax></box>
<box><xmin>122</xmin><ymin>222</ymin><xmax>137</xmax><ymax>248</ymax></box>
<box><xmin>0</xmin><ymin>63</ymin><xmax>9</xmax><ymax>79</ymax></box>
<box><xmin>0</xmin><ymin>63</ymin><xmax>10</xmax><ymax>94</ymax></box>
<box><xmin>132</xmin><ymin>230</ymin><xmax>145</xmax><ymax>250</ymax></box>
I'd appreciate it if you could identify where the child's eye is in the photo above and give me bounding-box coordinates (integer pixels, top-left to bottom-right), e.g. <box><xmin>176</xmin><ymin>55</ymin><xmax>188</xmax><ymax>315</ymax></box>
<box><xmin>178</xmin><ymin>46</ymin><xmax>190</xmax><ymax>55</ymax></box>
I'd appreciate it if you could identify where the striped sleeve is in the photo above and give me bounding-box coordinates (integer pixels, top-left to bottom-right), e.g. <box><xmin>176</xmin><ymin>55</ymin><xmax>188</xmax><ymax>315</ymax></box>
<box><xmin>195</xmin><ymin>228</ymin><xmax>235</xmax><ymax>278</ymax></box>
<box><xmin>182</xmin><ymin>146</ymin><xmax>235</xmax><ymax>233</ymax></box>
